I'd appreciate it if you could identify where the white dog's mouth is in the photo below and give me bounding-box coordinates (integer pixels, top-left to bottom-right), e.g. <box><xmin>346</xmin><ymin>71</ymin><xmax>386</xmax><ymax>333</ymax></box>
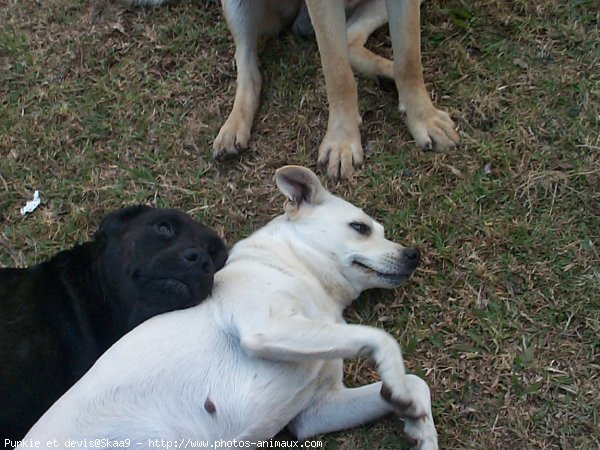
<box><xmin>352</xmin><ymin>260</ymin><xmax>413</xmax><ymax>283</ymax></box>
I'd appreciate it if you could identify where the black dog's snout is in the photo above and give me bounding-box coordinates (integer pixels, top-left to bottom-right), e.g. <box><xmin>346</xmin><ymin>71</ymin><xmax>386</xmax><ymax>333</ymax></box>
<box><xmin>403</xmin><ymin>248</ymin><xmax>420</xmax><ymax>265</ymax></box>
<box><xmin>181</xmin><ymin>247</ymin><xmax>200</xmax><ymax>263</ymax></box>
<box><xmin>181</xmin><ymin>248</ymin><xmax>213</xmax><ymax>273</ymax></box>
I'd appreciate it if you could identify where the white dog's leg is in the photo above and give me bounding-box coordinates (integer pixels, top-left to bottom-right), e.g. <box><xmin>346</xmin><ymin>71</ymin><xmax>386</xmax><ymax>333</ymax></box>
<box><xmin>240</xmin><ymin>317</ymin><xmax>438</xmax><ymax>449</ymax></box>
<box><xmin>290</xmin><ymin>380</ymin><xmax>437</xmax><ymax>450</ymax></box>
<box><xmin>385</xmin><ymin>0</ymin><xmax>459</xmax><ymax>151</ymax></box>
<box><xmin>241</xmin><ymin>318</ymin><xmax>405</xmax><ymax>378</ymax></box>
<box><xmin>288</xmin><ymin>382</ymin><xmax>394</xmax><ymax>439</ymax></box>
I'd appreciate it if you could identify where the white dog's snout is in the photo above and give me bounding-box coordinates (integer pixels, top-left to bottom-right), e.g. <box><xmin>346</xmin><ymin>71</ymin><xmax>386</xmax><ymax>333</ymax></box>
<box><xmin>400</xmin><ymin>248</ymin><xmax>420</xmax><ymax>270</ymax></box>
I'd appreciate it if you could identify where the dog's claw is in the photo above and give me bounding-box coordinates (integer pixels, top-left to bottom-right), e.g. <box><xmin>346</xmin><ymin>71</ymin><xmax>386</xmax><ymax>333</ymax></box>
<box><xmin>407</xmin><ymin>109</ymin><xmax>460</xmax><ymax>151</ymax></box>
<box><xmin>380</xmin><ymin>383</ymin><xmax>393</xmax><ymax>402</ymax></box>
<box><xmin>405</xmin><ymin>102</ymin><xmax>460</xmax><ymax>152</ymax></box>
<box><xmin>213</xmin><ymin>149</ymin><xmax>226</xmax><ymax>162</ymax></box>
<box><xmin>212</xmin><ymin>145</ymin><xmax>240</xmax><ymax>161</ymax></box>
<box><xmin>317</xmin><ymin>131</ymin><xmax>363</xmax><ymax>179</ymax></box>
<box><xmin>380</xmin><ymin>383</ymin><xmax>415</xmax><ymax>412</ymax></box>
<box><xmin>213</xmin><ymin>119</ymin><xmax>251</xmax><ymax>161</ymax></box>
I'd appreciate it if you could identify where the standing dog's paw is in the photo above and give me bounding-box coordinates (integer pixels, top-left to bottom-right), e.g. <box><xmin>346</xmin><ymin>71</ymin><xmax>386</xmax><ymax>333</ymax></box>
<box><xmin>405</xmin><ymin>105</ymin><xmax>460</xmax><ymax>152</ymax></box>
<box><xmin>317</xmin><ymin>127</ymin><xmax>364</xmax><ymax>179</ymax></box>
<box><xmin>213</xmin><ymin>119</ymin><xmax>251</xmax><ymax>161</ymax></box>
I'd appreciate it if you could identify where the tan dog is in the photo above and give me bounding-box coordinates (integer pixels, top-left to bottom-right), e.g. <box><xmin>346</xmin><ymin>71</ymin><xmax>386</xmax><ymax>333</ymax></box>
<box><xmin>134</xmin><ymin>0</ymin><xmax>459</xmax><ymax>179</ymax></box>
<box><xmin>215</xmin><ymin>0</ymin><xmax>459</xmax><ymax>179</ymax></box>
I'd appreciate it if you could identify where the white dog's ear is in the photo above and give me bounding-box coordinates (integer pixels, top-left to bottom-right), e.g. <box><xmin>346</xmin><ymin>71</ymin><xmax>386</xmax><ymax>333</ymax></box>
<box><xmin>275</xmin><ymin>166</ymin><xmax>327</xmax><ymax>207</ymax></box>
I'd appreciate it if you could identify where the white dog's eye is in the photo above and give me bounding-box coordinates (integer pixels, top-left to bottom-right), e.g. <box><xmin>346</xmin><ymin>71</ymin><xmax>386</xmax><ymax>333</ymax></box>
<box><xmin>349</xmin><ymin>222</ymin><xmax>371</xmax><ymax>236</ymax></box>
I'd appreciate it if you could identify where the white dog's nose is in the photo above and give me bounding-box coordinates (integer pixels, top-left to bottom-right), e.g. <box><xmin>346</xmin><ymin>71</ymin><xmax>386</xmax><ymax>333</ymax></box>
<box><xmin>402</xmin><ymin>248</ymin><xmax>420</xmax><ymax>268</ymax></box>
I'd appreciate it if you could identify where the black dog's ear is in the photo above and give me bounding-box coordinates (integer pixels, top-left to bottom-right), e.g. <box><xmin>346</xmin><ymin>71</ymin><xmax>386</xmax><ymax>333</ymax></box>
<box><xmin>94</xmin><ymin>205</ymin><xmax>153</xmax><ymax>240</ymax></box>
<box><xmin>208</xmin><ymin>236</ymin><xmax>228</xmax><ymax>272</ymax></box>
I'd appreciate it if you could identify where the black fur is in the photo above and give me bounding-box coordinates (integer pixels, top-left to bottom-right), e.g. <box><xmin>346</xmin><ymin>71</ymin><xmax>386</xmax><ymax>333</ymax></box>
<box><xmin>0</xmin><ymin>206</ymin><xmax>227</xmax><ymax>442</ymax></box>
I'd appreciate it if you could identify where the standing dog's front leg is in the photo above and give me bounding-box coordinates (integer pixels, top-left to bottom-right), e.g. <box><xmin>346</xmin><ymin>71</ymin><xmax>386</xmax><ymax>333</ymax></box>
<box><xmin>213</xmin><ymin>0</ymin><xmax>263</xmax><ymax>160</ymax></box>
<box><xmin>305</xmin><ymin>0</ymin><xmax>363</xmax><ymax>180</ymax></box>
<box><xmin>386</xmin><ymin>0</ymin><xmax>459</xmax><ymax>151</ymax></box>
<box><xmin>240</xmin><ymin>317</ymin><xmax>438</xmax><ymax>449</ymax></box>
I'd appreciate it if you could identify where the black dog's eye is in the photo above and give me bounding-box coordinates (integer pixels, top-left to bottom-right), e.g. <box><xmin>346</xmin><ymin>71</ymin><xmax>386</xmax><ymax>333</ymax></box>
<box><xmin>155</xmin><ymin>221</ymin><xmax>173</xmax><ymax>237</ymax></box>
<box><xmin>349</xmin><ymin>222</ymin><xmax>371</xmax><ymax>236</ymax></box>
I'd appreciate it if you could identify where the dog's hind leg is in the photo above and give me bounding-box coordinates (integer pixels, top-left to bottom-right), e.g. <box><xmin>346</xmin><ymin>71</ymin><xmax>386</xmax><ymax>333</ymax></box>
<box><xmin>346</xmin><ymin>0</ymin><xmax>394</xmax><ymax>81</ymax></box>
<box><xmin>290</xmin><ymin>380</ymin><xmax>439</xmax><ymax>450</ymax></box>
<box><xmin>213</xmin><ymin>0</ymin><xmax>264</xmax><ymax>160</ymax></box>
<box><xmin>385</xmin><ymin>0</ymin><xmax>459</xmax><ymax>151</ymax></box>
<box><xmin>289</xmin><ymin>379</ymin><xmax>438</xmax><ymax>450</ymax></box>
<box><xmin>305</xmin><ymin>0</ymin><xmax>364</xmax><ymax>180</ymax></box>
<box><xmin>288</xmin><ymin>382</ymin><xmax>394</xmax><ymax>439</ymax></box>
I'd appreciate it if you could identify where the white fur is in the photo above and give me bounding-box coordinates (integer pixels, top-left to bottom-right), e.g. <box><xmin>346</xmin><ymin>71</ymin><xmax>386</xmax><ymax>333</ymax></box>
<box><xmin>25</xmin><ymin>166</ymin><xmax>438</xmax><ymax>450</ymax></box>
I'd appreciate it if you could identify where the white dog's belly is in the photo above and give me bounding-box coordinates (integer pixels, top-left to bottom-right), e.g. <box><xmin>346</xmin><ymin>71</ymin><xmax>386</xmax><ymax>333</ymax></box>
<box><xmin>26</xmin><ymin>304</ymin><xmax>328</xmax><ymax>445</ymax></box>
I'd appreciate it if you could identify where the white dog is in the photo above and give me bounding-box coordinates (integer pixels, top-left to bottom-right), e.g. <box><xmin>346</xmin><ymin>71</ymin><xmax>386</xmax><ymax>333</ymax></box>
<box><xmin>25</xmin><ymin>166</ymin><xmax>438</xmax><ymax>450</ymax></box>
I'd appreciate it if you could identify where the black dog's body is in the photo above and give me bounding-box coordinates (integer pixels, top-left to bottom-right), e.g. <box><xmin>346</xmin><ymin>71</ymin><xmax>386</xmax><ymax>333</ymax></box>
<box><xmin>1</xmin><ymin>244</ymin><xmax>118</xmax><ymax>439</ymax></box>
<box><xmin>0</xmin><ymin>206</ymin><xmax>227</xmax><ymax>442</ymax></box>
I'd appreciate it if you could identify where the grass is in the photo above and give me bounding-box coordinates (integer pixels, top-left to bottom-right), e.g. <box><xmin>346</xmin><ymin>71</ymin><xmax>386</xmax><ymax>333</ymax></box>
<box><xmin>1</xmin><ymin>0</ymin><xmax>598</xmax><ymax>448</ymax></box>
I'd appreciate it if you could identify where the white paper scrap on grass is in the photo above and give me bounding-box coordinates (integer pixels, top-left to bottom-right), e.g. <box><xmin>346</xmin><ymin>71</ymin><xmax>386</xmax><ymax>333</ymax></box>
<box><xmin>20</xmin><ymin>190</ymin><xmax>41</xmax><ymax>215</ymax></box>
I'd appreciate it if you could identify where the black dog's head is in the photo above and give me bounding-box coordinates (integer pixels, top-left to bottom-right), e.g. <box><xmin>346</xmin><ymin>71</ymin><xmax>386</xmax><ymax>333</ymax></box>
<box><xmin>94</xmin><ymin>205</ymin><xmax>228</xmax><ymax>329</ymax></box>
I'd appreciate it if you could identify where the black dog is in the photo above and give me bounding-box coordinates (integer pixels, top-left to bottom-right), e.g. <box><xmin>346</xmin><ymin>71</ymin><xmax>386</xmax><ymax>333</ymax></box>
<box><xmin>0</xmin><ymin>205</ymin><xmax>228</xmax><ymax>442</ymax></box>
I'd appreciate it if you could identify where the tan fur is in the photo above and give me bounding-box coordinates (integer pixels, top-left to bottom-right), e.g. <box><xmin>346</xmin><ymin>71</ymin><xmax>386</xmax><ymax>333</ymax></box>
<box><xmin>214</xmin><ymin>0</ymin><xmax>460</xmax><ymax>178</ymax></box>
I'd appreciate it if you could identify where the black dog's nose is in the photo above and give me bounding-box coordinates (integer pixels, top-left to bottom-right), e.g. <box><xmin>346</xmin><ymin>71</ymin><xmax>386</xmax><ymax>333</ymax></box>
<box><xmin>181</xmin><ymin>248</ymin><xmax>213</xmax><ymax>274</ymax></box>
<box><xmin>182</xmin><ymin>247</ymin><xmax>200</xmax><ymax>263</ymax></box>
<box><xmin>403</xmin><ymin>248</ymin><xmax>420</xmax><ymax>264</ymax></box>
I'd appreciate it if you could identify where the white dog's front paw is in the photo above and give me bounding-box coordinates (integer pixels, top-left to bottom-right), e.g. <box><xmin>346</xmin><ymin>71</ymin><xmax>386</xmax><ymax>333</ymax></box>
<box><xmin>381</xmin><ymin>375</ymin><xmax>438</xmax><ymax>450</ymax></box>
<box><xmin>404</xmin><ymin>415</ymin><xmax>439</xmax><ymax>450</ymax></box>
<box><xmin>317</xmin><ymin>126</ymin><xmax>363</xmax><ymax>179</ymax></box>
<box><xmin>380</xmin><ymin>382</ymin><xmax>427</xmax><ymax>418</ymax></box>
